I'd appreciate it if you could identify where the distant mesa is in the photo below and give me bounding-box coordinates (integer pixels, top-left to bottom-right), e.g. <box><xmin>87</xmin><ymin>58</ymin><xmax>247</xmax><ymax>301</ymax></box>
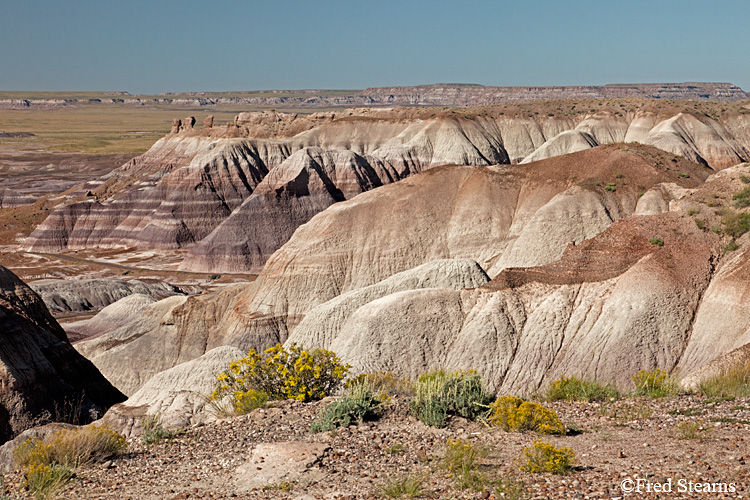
<box><xmin>0</xmin><ymin>131</ymin><xmax>34</xmax><ymax>138</ymax></box>
<box><xmin>0</xmin><ymin>82</ymin><xmax>747</xmax><ymax>110</ymax></box>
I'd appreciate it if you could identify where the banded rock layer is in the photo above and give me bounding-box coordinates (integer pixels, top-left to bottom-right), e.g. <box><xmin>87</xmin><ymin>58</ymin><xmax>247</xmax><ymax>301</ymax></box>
<box><xmin>21</xmin><ymin>108</ymin><xmax>750</xmax><ymax>274</ymax></box>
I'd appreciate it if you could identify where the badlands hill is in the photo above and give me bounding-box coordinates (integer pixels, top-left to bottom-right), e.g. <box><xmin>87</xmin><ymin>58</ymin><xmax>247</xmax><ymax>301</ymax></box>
<box><xmin>71</xmin><ymin>144</ymin><xmax>747</xmax><ymax>403</ymax></box>
<box><xmin>20</xmin><ymin>103</ymin><xmax>750</xmax><ymax>275</ymax></box>
<box><xmin>0</xmin><ymin>265</ymin><xmax>124</xmax><ymax>443</ymax></box>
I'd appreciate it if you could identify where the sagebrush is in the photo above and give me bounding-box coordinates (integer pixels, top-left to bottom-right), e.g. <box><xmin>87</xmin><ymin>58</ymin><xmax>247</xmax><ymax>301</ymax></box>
<box><xmin>410</xmin><ymin>370</ymin><xmax>492</xmax><ymax>428</ymax></box>
<box><xmin>310</xmin><ymin>381</ymin><xmax>382</xmax><ymax>433</ymax></box>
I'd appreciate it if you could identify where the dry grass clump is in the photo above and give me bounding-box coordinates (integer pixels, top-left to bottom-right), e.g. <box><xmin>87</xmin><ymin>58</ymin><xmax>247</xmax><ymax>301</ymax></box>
<box><xmin>544</xmin><ymin>376</ymin><xmax>619</xmax><ymax>402</ymax></box>
<box><xmin>13</xmin><ymin>425</ymin><xmax>126</xmax><ymax>499</ymax></box>
<box><xmin>346</xmin><ymin>371</ymin><xmax>415</xmax><ymax>398</ymax></box>
<box><xmin>441</xmin><ymin>439</ymin><xmax>489</xmax><ymax>490</ymax></box>
<box><xmin>631</xmin><ymin>368</ymin><xmax>678</xmax><ymax>398</ymax></box>
<box><xmin>379</xmin><ymin>473</ymin><xmax>425</xmax><ymax>498</ymax></box>
<box><xmin>698</xmin><ymin>362</ymin><xmax>750</xmax><ymax>398</ymax></box>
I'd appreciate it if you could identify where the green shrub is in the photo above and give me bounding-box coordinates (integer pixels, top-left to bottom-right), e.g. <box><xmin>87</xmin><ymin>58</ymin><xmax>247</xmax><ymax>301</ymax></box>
<box><xmin>698</xmin><ymin>363</ymin><xmax>750</xmax><ymax>398</ymax></box>
<box><xmin>386</xmin><ymin>443</ymin><xmax>407</xmax><ymax>455</ymax></box>
<box><xmin>494</xmin><ymin>478</ymin><xmax>528</xmax><ymax>500</ymax></box>
<box><xmin>410</xmin><ymin>370</ymin><xmax>492</xmax><ymax>428</ymax></box>
<box><xmin>442</xmin><ymin>439</ymin><xmax>488</xmax><ymax>490</ymax></box>
<box><xmin>140</xmin><ymin>415</ymin><xmax>182</xmax><ymax>446</ymax></box>
<box><xmin>488</xmin><ymin>396</ymin><xmax>565</xmax><ymax>435</ymax></box>
<box><xmin>733</xmin><ymin>186</ymin><xmax>750</xmax><ymax>207</ymax></box>
<box><xmin>545</xmin><ymin>376</ymin><xmax>619</xmax><ymax>402</ymax></box>
<box><xmin>631</xmin><ymin>368</ymin><xmax>678</xmax><ymax>398</ymax></box>
<box><xmin>677</xmin><ymin>172</ymin><xmax>690</xmax><ymax>178</ymax></box>
<box><xmin>686</xmin><ymin>206</ymin><xmax>698</xmax><ymax>216</ymax></box>
<box><xmin>649</xmin><ymin>237</ymin><xmax>664</xmax><ymax>246</ymax></box>
<box><xmin>694</xmin><ymin>217</ymin><xmax>706</xmax><ymax>230</ymax></box>
<box><xmin>672</xmin><ymin>420</ymin><xmax>711</xmax><ymax>440</ymax></box>
<box><xmin>310</xmin><ymin>382</ymin><xmax>382</xmax><ymax>433</ymax></box>
<box><xmin>211</xmin><ymin>344</ymin><xmax>349</xmax><ymax>405</ymax></box>
<box><xmin>519</xmin><ymin>440</ymin><xmax>575</xmax><ymax>475</ymax></box>
<box><xmin>14</xmin><ymin>425</ymin><xmax>125</xmax><ymax>499</ymax></box>
<box><xmin>723</xmin><ymin>239</ymin><xmax>739</xmax><ymax>253</ymax></box>
<box><xmin>379</xmin><ymin>473</ymin><xmax>425</xmax><ymax>498</ymax></box>
<box><xmin>722</xmin><ymin>210</ymin><xmax>750</xmax><ymax>238</ymax></box>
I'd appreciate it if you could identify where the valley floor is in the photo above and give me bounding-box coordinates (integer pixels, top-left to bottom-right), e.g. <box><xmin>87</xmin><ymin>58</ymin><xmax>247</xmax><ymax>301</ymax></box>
<box><xmin>3</xmin><ymin>396</ymin><xmax>748</xmax><ymax>500</ymax></box>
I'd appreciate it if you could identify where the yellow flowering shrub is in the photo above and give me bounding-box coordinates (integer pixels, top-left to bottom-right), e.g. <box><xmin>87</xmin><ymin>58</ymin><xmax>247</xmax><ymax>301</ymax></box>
<box><xmin>488</xmin><ymin>395</ymin><xmax>565</xmax><ymax>435</ymax></box>
<box><xmin>211</xmin><ymin>343</ymin><xmax>350</xmax><ymax>405</ymax></box>
<box><xmin>519</xmin><ymin>440</ymin><xmax>575</xmax><ymax>474</ymax></box>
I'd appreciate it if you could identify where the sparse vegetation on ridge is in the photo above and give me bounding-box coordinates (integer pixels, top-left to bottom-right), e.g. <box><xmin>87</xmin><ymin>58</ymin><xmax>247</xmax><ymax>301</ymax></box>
<box><xmin>140</xmin><ymin>415</ymin><xmax>183</xmax><ymax>446</ymax></box>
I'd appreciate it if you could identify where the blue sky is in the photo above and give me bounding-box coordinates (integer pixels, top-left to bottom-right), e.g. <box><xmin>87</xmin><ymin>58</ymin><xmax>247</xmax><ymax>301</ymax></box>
<box><xmin>2</xmin><ymin>0</ymin><xmax>748</xmax><ymax>94</ymax></box>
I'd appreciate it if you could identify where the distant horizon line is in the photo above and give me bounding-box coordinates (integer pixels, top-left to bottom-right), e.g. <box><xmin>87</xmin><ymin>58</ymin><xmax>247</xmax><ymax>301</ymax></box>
<box><xmin>1</xmin><ymin>81</ymin><xmax>746</xmax><ymax>96</ymax></box>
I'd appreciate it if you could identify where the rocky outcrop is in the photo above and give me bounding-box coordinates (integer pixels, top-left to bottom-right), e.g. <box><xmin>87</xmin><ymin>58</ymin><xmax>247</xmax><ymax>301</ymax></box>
<box><xmin>62</xmin><ymin>294</ymin><xmax>157</xmax><ymax>341</ymax></box>
<box><xmin>286</xmin><ymin>259</ymin><xmax>490</xmax><ymax>349</ymax></box>
<box><xmin>101</xmin><ymin>346</ymin><xmax>244</xmax><ymax>436</ymax></box>
<box><xmin>180</xmin><ymin>146</ymin><xmax>404</xmax><ymax>273</ymax></box>
<box><xmin>30</xmin><ymin>278</ymin><xmax>196</xmax><ymax>315</ymax></box>
<box><xmin>521</xmin><ymin>111</ymin><xmax>750</xmax><ymax>167</ymax></box>
<box><xmin>325</xmin><ymin>213</ymin><xmax>718</xmax><ymax>394</ymax></box>
<box><xmin>0</xmin><ymin>265</ymin><xmax>125</xmax><ymax>444</ymax></box>
<box><xmin>0</xmin><ymin>189</ymin><xmax>35</xmax><ymax>208</ymax></box>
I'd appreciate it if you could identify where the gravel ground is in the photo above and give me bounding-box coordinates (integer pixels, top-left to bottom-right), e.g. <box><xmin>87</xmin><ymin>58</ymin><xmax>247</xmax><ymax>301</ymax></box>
<box><xmin>2</xmin><ymin>395</ymin><xmax>749</xmax><ymax>499</ymax></box>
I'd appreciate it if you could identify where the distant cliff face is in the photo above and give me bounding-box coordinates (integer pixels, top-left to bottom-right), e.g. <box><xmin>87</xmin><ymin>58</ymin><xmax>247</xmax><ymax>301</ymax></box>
<box><xmin>19</xmin><ymin>105</ymin><xmax>750</xmax><ymax>274</ymax></box>
<box><xmin>3</xmin><ymin>83</ymin><xmax>746</xmax><ymax>109</ymax></box>
<box><xmin>0</xmin><ymin>266</ymin><xmax>125</xmax><ymax>443</ymax></box>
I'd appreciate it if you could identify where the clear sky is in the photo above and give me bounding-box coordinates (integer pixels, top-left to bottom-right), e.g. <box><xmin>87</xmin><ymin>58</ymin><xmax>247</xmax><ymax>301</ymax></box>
<box><xmin>2</xmin><ymin>0</ymin><xmax>749</xmax><ymax>94</ymax></box>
